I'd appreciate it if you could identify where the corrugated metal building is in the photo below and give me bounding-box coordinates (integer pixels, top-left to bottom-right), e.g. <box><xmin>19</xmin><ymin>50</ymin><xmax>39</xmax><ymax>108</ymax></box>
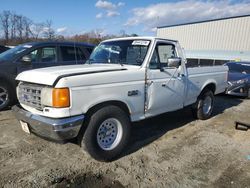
<box><xmin>157</xmin><ymin>15</ymin><xmax>250</xmax><ymax>63</ymax></box>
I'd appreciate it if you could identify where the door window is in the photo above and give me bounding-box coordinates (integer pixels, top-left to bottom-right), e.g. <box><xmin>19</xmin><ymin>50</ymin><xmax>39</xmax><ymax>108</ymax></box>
<box><xmin>149</xmin><ymin>43</ymin><xmax>176</xmax><ymax>69</ymax></box>
<box><xmin>241</xmin><ymin>64</ymin><xmax>250</xmax><ymax>74</ymax></box>
<box><xmin>61</xmin><ymin>46</ymin><xmax>77</xmax><ymax>61</ymax></box>
<box><xmin>41</xmin><ymin>47</ymin><xmax>56</xmax><ymax>62</ymax></box>
<box><xmin>126</xmin><ymin>46</ymin><xmax>148</xmax><ymax>65</ymax></box>
<box><xmin>86</xmin><ymin>47</ymin><xmax>93</xmax><ymax>54</ymax></box>
<box><xmin>21</xmin><ymin>49</ymin><xmax>39</xmax><ymax>63</ymax></box>
<box><xmin>76</xmin><ymin>47</ymin><xmax>86</xmax><ymax>61</ymax></box>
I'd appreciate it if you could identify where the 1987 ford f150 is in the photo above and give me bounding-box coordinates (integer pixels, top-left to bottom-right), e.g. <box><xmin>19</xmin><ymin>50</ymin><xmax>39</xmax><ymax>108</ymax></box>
<box><xmin>13</xmin><ymin>37</ymin><xmax>228</xmax><ymax>161</ymax></box>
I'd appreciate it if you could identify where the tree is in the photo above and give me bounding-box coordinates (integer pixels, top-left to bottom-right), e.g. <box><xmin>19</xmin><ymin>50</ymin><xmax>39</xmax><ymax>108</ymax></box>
<box><xmin>130</xmin><ymin>33</ymin><xmax>138</xmax><ymax>37</ymax></box>
<box><xmin>0</xmin><ymin>11</ymin><xmax>11</xmax><ymax>43</ymax></box>
<box><xmin>10</xmin><ymin>13</ymin><xmax>18</xmax><ymax>39</ymax></box>
<box><xmin>31</xmin><ymin>22</ymin><xmax>45</xmax><ymax>40</ymax></box>
<box><xmin>0</xmin><ymin>10</ymin><xmax>140</xmax><ymax>46</ymax></box>
<box><xmin>23</xmin><ymin>17</ymin><xmax>32</xmax><ymax>40</ymax></box>
<box><xmin>0</xmin><ymin>11</ymin><xmax>33</xmax><ymax>44</ymax></box>
<box><xmin>119</xmin><ymin>29</ymin><xmax>126</xmax><ymax>37</ymax></box>
<box><xmin>16</xmin><ymin>15</ymin><xmax>24</xmax><ymax>40</ymax></box>
<box><xmin>30</xmin><ymin>23</ymin><xmax>44</xmax><ymax>40</ymax></box>
<box><xmin>43</xmin><ymin>20</ymin><xmax>55</xmax><ymax>40</ymax></box>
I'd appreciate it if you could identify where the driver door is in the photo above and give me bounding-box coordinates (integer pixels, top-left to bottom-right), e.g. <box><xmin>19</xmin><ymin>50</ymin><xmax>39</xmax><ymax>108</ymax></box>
<box><xmin>16</xmin><ymin>46</ymin><xmax>57</xmax><ymax>74</ymax></box>
<box><xmin>145</xmin><ymin>41</ymin><xmax>185</xmax><ymax>117</ymax></box>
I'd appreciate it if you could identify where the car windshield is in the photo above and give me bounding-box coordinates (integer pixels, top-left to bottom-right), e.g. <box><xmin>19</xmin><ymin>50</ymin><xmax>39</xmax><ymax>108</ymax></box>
<box><xmin>88</xmin><ymin>40</ymin><xmax>150</xmax><ymax>66</ymax></box>
<box><xmin>227</xmin><ymin>62</ymin><xmax>250</xmax><ymax>74</ymax></box>
<box><xmin>0</xmin><ymin>44</ymin><xmax>33</xmax><ymax>61</ymax></box>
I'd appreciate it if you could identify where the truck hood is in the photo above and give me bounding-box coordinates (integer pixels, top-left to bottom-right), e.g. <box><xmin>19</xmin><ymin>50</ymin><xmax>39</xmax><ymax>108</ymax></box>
<box><xmin>16</xmin><ymin>64</ymin><xmax>136</xmax><ymax>86</ymax></box>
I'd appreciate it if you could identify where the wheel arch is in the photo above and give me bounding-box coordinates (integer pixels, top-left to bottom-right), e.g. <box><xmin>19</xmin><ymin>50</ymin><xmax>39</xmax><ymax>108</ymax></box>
<box><xmin>200</xmin><ymin>82</ymin><xmax>216</xmax><ymax>95</ymax></box>
<box><xmin>85</xmin><ymin>100</ymin><xmax>131</xmax><ymax>120</ymax></box>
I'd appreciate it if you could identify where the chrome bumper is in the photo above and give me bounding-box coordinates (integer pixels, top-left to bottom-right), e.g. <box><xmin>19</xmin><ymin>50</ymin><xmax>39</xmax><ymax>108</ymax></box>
<box><xmin>12</xmin><ymin>105</ymin><xmax>84</xmax><ymax>141</ymax></box>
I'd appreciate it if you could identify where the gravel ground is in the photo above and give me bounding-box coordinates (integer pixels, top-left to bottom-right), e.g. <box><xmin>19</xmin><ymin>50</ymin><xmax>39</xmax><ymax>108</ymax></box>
<box><xmin>0</xmin><ymin>95</ymin><xmax>250</xmax><ymax>188</ymax></box>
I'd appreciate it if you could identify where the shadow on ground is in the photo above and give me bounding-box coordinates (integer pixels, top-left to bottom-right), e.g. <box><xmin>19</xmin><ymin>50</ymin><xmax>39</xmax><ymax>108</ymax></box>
<box><xmin>53</xmin><ymin>173</ymin><xmax>124</xmax><ymax>188</ymax></box>
<box><xmin>122</xmin><ymin>95</ymin><xmax>243</xmax><ymax>158</ymax></box>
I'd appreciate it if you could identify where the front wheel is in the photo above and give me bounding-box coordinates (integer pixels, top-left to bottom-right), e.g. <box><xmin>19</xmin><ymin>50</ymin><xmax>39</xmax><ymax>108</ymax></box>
<box><xmin>192</xmin><ymin>89</ymin><xmax>214</xmax><ymax>120</ymax></box>
<box><xmin>81</xmin><ymin>105</ymin><xmax>131</xmax><ymax>162</ymax></box>
<box><xmin>0</xmin><ymin>82</ymin><xmax>12</xmax><ymax>111</ymax></box>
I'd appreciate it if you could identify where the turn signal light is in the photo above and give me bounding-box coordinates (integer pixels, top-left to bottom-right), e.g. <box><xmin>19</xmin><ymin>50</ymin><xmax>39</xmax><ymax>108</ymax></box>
<box><xmin>52</xmin><ymin>88</ymin><xmax>70</xmax><ymax>108</ymax></box>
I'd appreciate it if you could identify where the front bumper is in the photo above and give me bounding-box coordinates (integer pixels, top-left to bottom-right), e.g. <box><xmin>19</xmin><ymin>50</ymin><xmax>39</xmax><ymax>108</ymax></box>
<box><xmin>12</xmin><ymin>105</ymin><xmax>84</xmax><ymax>141</ymax></box>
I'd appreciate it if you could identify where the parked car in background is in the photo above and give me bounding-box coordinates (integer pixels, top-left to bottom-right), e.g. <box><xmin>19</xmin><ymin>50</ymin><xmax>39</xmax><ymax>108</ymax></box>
<box><xmin>0</xmin><ymin>41</ymin><xmax>95</xmax><ymax>110</ymax></box>
<box><xmin>225</xmin><ymin>61</ymin><xmax>250</xmax><ymax>98</ymax></box>
<box><xmin>0</xmin><ymin>45</ymin><xmax>10</xmax><ymax>54</ymax></box>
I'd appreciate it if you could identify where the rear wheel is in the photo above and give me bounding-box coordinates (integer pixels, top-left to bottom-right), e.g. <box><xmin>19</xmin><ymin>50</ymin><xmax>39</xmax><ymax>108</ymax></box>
<box><xmin>0</xmin><ymin>82</ymin><xmax>12</xmax><ymax>110</ymax></box>
<box><xmin>192</xmin><ymin>89</ymin><xmax>214</xmax><ymax>120</ymax></box>
<box><xmin>81</xmin><ymin>105</ymin><xmax>131</xmax><ymax>162</ymax></box>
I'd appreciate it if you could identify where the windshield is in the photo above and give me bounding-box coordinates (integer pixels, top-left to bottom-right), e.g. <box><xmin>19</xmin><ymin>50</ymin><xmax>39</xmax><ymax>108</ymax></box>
<box><xmin>0</xmin><ymin>44</ymin><xmax>33</xmax><ymax>61</ymax></box>
<box><xmin>88</xmin><ymin>40</ymin><xmax>150</xmax><ymax>66</ymax></box>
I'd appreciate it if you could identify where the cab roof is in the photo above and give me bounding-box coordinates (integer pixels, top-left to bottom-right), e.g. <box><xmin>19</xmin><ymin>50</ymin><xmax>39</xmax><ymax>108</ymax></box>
<box><xmin>103</xmin><ymin>36</ymin><xmax>178</xmax><ymax>43</ymax></box>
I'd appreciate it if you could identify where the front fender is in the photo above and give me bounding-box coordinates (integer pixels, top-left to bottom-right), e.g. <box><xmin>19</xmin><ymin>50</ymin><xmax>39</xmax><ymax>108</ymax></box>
<box><xmin>69</xmin><ymin>83</ymin><xmax>145</xmax><ymax>122</ymax></box>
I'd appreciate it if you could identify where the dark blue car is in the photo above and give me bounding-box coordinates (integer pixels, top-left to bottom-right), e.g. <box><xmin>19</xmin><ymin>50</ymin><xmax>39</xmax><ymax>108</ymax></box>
<box><xmin>0</xmin><ymin>41</ymin><xmax>95</xmax><ymax>110</ymax></box>
<box><xmin>225</xmin><ymin>61</ymin><xmax>250</xmax><ymax>98</ymax></box>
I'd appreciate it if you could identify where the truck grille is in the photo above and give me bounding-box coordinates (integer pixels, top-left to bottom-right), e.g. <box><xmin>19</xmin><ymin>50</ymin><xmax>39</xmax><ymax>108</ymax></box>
<box><xmin>18</xmin><ymin>83</ymin><xmax>43</xmax><ymax>111</ymax></box>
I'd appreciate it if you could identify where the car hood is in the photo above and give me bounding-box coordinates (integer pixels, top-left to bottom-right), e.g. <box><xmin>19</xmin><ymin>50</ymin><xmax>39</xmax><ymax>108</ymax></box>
<box><xmin>16</xmin><ymin>64</ymin><xmax>139</xmax><ymax>86</ymax></box>
<box><xmin>228</xmin><ymin>72</ymin><xmax>250</xmax><ymax>82</ymax></box>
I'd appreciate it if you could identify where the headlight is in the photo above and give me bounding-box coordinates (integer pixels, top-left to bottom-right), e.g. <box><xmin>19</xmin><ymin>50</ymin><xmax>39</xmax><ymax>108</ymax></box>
<box><xmin>41</xmin><ymin>87</ymin><xmax>70</xmax><ymax>108</ymax></box>
<box><xmin>41</xmin><ymin>87</ymin><xmax>53</xmax><ymax>106</ymax></box>
<box><xmin>236</xmin><ymin>78</ymin><xmax>248</xmax><ymax>84</ymax></box>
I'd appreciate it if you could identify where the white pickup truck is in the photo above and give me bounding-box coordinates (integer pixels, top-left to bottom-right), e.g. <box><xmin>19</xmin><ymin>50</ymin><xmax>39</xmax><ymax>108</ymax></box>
<box><xmin>13</xmin><ymin>37</ymin><xmax>228</xmax><ymax>161</ymax></box>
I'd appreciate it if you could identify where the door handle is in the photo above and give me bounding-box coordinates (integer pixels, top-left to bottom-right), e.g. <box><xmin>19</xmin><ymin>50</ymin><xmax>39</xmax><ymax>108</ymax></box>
<box><xmin>147</xmin><ymin>81</ymin><xmax>153</xmax><ymax>85</ymax></box>
<box><xmin>177</xmin><ymin>74</ymin><xmax>185</xmax><ymax>80</ymax></box>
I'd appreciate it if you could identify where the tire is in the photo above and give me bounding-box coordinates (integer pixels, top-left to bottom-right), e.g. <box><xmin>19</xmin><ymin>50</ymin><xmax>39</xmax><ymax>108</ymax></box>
<box><xmin>192</xmin><ymin>89</ymin><xmax>214</xmax><ymax>120</ymax></box>
<box><xmin>81</xmin><ymin>105</ymin><xmax>131</xmax><ymax>162</ymax></box>
<box><xmin>246</xmin><ymin>87</ymin><xmax>250</xmax><ymax>99</ymax></box>
<box><xmin>0</xmin><ymin>81</ymin><xmax>13</xmax><ymax>111</ymax></box>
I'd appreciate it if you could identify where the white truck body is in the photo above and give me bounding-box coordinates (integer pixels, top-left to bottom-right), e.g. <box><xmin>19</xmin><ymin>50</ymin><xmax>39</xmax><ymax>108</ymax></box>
<box><xmin>16</xmin><ymin>37</ymin><xmax>227</xmax><ymax>120</ymax></box>
<box><xmin>13</xmin><ymin>37</ymin><xmax>228</xmax><ymax>161</ymax></box>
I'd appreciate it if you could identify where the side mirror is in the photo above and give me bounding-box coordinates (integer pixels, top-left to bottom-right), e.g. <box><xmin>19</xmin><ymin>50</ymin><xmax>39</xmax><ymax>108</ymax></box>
<box><xmin>160</xmin><ymin>57</ymin><xmax>182</xmax><ymax>71</ymax></box>
<box><xmin>21</xmin><ymin>55</ymin><xmax>31</xmax><ymax>64</ymax></box>
<box><xmin>168</xmin><ymin>57</ymin><xmax>182</xmax><ymax>68</ymax></box>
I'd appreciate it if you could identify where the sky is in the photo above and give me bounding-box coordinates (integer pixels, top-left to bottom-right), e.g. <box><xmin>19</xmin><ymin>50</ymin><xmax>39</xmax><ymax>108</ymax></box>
<box><xmin>0</xmin><ymin>0</ymin><xmax>250</xmax><ymax>36</ymax></box>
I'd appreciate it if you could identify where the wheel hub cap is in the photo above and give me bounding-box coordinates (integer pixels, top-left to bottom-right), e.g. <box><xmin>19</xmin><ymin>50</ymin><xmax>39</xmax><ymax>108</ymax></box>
<box><xmin>203</xmin><ymin>96</ymin><xmax>212</xmax><ymax>115</ymax></box>
<box><xmin>97</xmin><ymin>118</ymin><xmax>123</xmax><ymax>151</ymax></box>
<box><xmin>0</xmin><ymin>86</ymin><xmax>8</xmax><ymax>108</ymax></box>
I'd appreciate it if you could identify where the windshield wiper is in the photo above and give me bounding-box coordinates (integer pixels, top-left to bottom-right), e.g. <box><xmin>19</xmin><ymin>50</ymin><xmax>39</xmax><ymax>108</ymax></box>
<box><xmin>108</xmin><ymin>58</ymin><xmax>124</xmax><ymax>66</ymax></box>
